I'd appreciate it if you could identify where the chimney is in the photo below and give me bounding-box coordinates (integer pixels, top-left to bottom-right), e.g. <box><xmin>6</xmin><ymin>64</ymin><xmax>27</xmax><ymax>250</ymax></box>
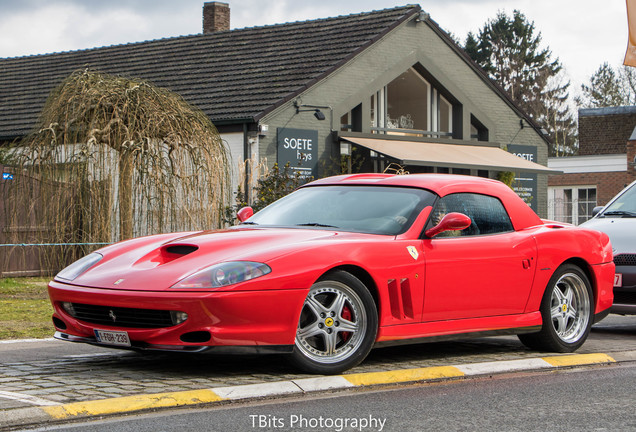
<box><xmin>203</xmin><ymin>2</ymin><xmax>230</xmax><ymax>34</ymax></box>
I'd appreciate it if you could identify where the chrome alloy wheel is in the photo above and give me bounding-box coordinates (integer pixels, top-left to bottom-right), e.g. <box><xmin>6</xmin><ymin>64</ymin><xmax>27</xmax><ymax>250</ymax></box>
<box><xmin>549</xmin><ymin>272</ymin><xmax>591</xmax><ymax>343</ymax></box>
<box><xmin>295</xmin><ymin>281</ymin><xmax>368</xmax><ymax>364</ymax></box>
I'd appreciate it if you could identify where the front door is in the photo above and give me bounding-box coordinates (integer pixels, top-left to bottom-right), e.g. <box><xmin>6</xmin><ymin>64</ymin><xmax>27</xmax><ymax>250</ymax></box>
<box><xmin>420</xmin><ymin>193</ymin><xmax>537</xmax><ymax>321</ymax></box>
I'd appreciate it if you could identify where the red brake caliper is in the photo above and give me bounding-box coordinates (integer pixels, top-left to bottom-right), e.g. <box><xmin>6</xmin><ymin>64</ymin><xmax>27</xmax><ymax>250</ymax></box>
<box><xmin>340</xmin><ymin>305</ymin><xmax>352</xmax><ymax>342</ymax></box>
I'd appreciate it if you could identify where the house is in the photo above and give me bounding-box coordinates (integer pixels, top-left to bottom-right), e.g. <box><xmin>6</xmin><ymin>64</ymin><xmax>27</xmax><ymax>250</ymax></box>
<box><xmin>548</xmin><ymin>106</ymin><xmax>636</xmax><ymax>224</ymax></box>
<box><xmin>0</xmin><ymin>2</ymin><xmax>553</xmax><ymax>217</ymax></box>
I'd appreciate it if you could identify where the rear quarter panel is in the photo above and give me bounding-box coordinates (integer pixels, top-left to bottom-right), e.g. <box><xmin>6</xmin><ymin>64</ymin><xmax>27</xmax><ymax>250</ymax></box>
<box><xmin>528</xmin><ymin>225</ymin><xmax>614</xmax><ymax>314</ymax></box>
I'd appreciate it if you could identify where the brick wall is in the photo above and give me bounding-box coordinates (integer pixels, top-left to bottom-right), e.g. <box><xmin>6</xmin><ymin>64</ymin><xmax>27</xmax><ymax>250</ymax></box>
<box><xmin>548</xmin><ymin>171</ymin><xmax>631</xmax><ymax>206</ymax></box>
<box><xmin>578</xmin><ymin>109</ymin><xmax>636</xmax><ymax>155</ymax></box>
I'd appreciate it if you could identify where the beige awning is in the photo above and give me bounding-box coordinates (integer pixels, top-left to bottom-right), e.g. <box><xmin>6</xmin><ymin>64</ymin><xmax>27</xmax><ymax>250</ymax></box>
<box><xmin>341</xmin><ymin>136</ymin><xmax>556</xmax><ymax>174</ymax></box>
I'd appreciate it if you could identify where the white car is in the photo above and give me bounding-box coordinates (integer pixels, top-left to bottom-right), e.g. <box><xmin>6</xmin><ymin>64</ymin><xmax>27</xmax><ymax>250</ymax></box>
<box><xmin>581</xmin><ymin>180</ymin><xmax>636</xmax><ymax>314</ymax></box>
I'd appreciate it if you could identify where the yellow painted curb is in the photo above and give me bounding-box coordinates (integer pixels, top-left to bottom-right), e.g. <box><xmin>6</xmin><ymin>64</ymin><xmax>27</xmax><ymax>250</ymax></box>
<box><xmin>42</xmin><ymin>389</ymin><xmax>224</xmax><ymax>419</ymax></box>
<box><xmin>542</xmin><ymin>353</ymin><xmax>616</xmax><ymax>367</ymax></box>
<box><xmin>343</xmin><ymin>366</ymin><xmax>465</xmax><ymax>386</ymax></box>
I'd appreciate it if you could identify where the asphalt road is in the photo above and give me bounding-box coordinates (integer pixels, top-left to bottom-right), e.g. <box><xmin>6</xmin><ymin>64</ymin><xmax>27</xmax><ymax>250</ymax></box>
<box><xmin>22</xmin><ymin>362</ymin><xmax>636</xmax><ymax>432</ymax></box>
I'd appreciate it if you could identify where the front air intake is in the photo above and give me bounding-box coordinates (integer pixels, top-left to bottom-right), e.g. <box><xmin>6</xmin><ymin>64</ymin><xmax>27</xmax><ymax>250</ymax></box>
<box><xmin>66</xmin><ymin>303</ymin><xmax>177</xmax><ymax>328</ymax></box>
<box><xmin>180</xmin><ymin>331</ymin><xmax>211</xmax><ymax>343</ymax></box>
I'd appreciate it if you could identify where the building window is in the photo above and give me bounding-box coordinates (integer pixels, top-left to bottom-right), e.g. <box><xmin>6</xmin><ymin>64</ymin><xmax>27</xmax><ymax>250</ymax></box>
<box><xmin>340</xmin><ymin>104</ymin><xmax>362</xmax><ymax>132</ymax></box>
<box><xmin>340</xmin><ymin>113</ymin><xmax>350</xmax><ymax>131</ymax></box>
<box><xmin>451</xmin><ymin>168</ymin><xmax>471</xmax><ymax>176</ymax></box>
<box><xmin>470</xmin><ymin>115</ymin><xmax>489</xmax><ymax>141</ymax></box>
<box><xmin>437</xmin><ymin>94</ymin><xmax>452</xmax><ymax>135</ymax></box>
<box><xmin>548</xmin><ymin>186</ymin><xmax>597</xmax><ymax>225</ymax></box>
<box><xmin>371</xmin><ymin>67</ymin><xmax>453</xmax><ymax>138</ymax></box>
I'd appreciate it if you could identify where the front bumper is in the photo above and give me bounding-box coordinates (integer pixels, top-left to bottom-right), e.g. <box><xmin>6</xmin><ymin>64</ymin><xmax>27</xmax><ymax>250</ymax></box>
<box><xmin>591</xmin><ymin>261</ymin><xmax>616</xmax><ymax>315</ymax></box>
<box><xmin>48</xmin><ymin>280</ymin><xmax>307</xmax><ymax>350</ymax></box>
<box><xmin>53</xmin><ymin>331</ymin><xmax>293</xmax><ymax>354</ymax></box>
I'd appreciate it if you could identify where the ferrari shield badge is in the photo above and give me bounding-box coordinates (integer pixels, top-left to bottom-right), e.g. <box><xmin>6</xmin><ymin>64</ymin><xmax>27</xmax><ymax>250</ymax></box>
<box><xmin>407</xmin><ymin>246</ymin><xmax>419</xmax><ymax>260</ymax></box>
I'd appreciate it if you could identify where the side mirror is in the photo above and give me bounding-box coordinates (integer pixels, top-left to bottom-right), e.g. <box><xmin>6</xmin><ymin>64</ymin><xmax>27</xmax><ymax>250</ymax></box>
<box><xmin>425</xmin><ymin>212</ymin><xmax>472</xmax><ymax>238</ymax></box>
<box><xmin>591</xmin><ymin>206</ymin><xmax>604</xmax><ymax>217</ymax></box>
<box><xmin>237</xmin><ymin>206</ymin><xmax>254</xmax><ymax>222</ymax></box>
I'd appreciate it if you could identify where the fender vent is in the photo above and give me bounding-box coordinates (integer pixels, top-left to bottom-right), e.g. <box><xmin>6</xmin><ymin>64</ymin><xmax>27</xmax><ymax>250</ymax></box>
<box><xmin>387</xmin><ymin>278</ymin><xmax>414</xmax><ymax>320</ymax></box>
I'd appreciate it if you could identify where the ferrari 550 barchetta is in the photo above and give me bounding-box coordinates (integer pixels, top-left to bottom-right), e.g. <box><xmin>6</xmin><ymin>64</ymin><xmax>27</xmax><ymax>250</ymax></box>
<box><xmin>48</xmin><ymin>174</ymin><xmax>614</xmax><ymax>374</ymax></box>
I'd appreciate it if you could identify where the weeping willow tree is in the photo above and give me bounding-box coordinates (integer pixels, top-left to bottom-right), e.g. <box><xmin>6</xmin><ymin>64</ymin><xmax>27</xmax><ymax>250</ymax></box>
<box><xmin>3</xmin><ymin>69</ymin><xmax>230</xmax><ymax>273</ymax></box>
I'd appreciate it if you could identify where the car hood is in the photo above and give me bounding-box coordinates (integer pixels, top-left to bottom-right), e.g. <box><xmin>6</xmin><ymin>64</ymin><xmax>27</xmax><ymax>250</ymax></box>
<box><xmin>580</xmin><ymin>218</ymin><xmax>636</xmax><ymax>255</ymax></box>
<box><xmin>68</xmin><ymin>227</ymin><xmax>366</xmax><ymax>291</ymax></box>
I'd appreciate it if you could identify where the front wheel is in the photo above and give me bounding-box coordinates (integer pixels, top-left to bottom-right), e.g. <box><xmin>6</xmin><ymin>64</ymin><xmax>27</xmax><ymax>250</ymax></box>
<box><xmin>289</xmin><ymin>271</ymin><xmax>377</xmax><ymax>374</ymax></box>
<box><xmin>519</xmin><ymin>264</ymin><xmax>593</xmax><ymax>352</ymax></box>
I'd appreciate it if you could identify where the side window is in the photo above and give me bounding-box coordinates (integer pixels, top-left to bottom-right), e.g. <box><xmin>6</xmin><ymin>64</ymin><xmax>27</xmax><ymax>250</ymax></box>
<box><xmin>427</xmin><ymin>193</ymin><xmax>514</xmax><ymax>237</ymax></box>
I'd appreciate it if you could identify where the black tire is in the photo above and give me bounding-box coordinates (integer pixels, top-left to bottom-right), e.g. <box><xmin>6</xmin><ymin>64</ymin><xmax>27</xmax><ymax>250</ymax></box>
<box><xmin>289</xmin><ymin>270</ymin><xmax>377</xmax><ymax>374</ymax></box>
<box><xmin>518</xmin><ymin>264</ymin><xmax>593</xmax><ymax>352</ymax></box>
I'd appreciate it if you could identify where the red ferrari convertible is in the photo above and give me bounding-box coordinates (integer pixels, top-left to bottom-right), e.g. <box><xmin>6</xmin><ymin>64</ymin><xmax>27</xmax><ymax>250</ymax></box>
<box><xmin>48</xmin><ymin>174</ymin><xmax>614</xmax><ymax>374</ymax></box>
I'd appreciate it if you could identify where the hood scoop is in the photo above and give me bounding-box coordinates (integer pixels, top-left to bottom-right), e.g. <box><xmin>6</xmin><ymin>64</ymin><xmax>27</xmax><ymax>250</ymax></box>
<box><xmin>165</xmin><ymin>245</ymin><xmax>198</xmax><ymax>256</ymax></box>
<box><xmin>133</xmin><ymin>244</ymin><xmax>198</xmax><ymax>269</ymax></box>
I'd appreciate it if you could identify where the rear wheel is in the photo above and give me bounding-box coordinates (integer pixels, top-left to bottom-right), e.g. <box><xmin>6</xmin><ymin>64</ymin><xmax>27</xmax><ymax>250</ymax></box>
<box><xmin>289</xmin><ymin>271</ymin><xmax>377</xmax><ymax>374</ymax></box>
<box><xmin>519</xmin><ymin>264</ymin><xmax>593</xmax><ymax>352</ymax></box>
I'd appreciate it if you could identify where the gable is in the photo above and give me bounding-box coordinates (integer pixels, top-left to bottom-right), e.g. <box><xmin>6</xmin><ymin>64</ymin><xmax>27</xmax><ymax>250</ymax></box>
<box><xmin>269</xmin><ymin>14</ymin><xmax>548</xmax><ymax>153</ymax></box>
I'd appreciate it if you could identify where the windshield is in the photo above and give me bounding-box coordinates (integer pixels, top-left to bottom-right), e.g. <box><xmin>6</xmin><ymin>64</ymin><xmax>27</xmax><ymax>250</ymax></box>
<box><xmin>247</xmin><ymin>185</ymin><xmax>436</xmax><ymax>235</ymax></box>
<box><xmin>601</xmin><ymin>182</ymin><xmax>636</xmax><ymax>217</ymax></box>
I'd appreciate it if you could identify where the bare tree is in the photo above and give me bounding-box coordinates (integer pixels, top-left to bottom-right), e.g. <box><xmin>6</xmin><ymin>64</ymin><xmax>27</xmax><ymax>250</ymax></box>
<box><xmin>4</xmin><ymin>69</ymin><xmax>231</xmax><ymax>271</ymax></box>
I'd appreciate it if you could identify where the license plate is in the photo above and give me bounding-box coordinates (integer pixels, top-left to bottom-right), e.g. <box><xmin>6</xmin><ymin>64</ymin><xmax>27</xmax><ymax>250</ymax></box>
<box><xmin>614</xmin><ymin>273</ymin><xmax>623</xmax><ymax>287</ymax></box>
<box><xmin>94</xmin><ymin>329</ymin><xmax>131</xmax><ymax>347</ymax></box>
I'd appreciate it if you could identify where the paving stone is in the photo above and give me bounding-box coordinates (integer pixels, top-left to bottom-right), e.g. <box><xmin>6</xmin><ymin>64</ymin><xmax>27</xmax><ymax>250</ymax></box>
<box><xmin>65</xmin><ymin>385</ymin><xmax>94</xmax><ymax>391</ymax></box>
<box><xmin>44</xmin><ymin>394</ymin><xmax>72</xmax><ymax>403</ymax></box>
<box><xmin>36</xmin><ymin>382</ymin><xmax>62</xmax><ymax>389</ymax></box>
<box><xmin>22</xmin><ymin>389</ymin><xmax>61</xmax><ymax>396</ymax></box>
<box><xmin>76</xmin><ymin>390</ymin><xmax>106</xmax><ymax>396</ymax></box>
<box><xmin>2</xmin><ymin>371</ymin><xmax>29</xmax><ymax>377</ymax></box>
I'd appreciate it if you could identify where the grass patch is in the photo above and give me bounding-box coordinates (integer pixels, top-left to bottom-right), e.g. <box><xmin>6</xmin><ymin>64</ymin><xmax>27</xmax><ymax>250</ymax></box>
<box><xmin>0</xmin><ymin>277</ymin><xmax>54</xmax><ymax>339</ymax></box>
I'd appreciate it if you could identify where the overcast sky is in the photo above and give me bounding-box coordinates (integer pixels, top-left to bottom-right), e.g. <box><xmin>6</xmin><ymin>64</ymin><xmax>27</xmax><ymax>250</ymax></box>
<box><xmin>0</xmin><ymin>0</ymin><xmax>629</xmax><ymax>96</ymax></box>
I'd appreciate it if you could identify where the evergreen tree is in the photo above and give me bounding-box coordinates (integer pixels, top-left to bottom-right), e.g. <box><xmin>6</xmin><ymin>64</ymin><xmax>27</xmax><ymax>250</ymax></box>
<box><xmin>577</xmin><ymin>62</ymin><xmax>636</xmax><ymax>107</ymax></box>
<box><xmin>465</xmin><ymin>10</ymin><xmax>577</xmax><ymax>156</ymax></box>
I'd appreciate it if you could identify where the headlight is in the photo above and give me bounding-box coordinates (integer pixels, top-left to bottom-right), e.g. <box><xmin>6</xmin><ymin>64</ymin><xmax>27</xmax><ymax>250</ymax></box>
<box><xmin>171</xmin><ymin>261</ymin><xmax>271</xmax><ymax>289</ymax></box>
<box><xmin>55</xmin><ymin>252</ymin><xmax>103</xmax><ymax>282</ymax></box>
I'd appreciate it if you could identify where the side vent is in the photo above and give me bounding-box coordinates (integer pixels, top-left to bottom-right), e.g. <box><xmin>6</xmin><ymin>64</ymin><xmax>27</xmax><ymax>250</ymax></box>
<box><xmin>400</xmin><ymin>278</ymin><xmax>414</xmax><ymax>319</ymax></box>
<box><xmin>388</xmin><ymin>279</ymin><xmax>401</xmax><ymax>319</ymax></box>
<box><xmin>387</xmin><ymin>278</ymin><xmax>414</xmax><ymax>320</ymax></box>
